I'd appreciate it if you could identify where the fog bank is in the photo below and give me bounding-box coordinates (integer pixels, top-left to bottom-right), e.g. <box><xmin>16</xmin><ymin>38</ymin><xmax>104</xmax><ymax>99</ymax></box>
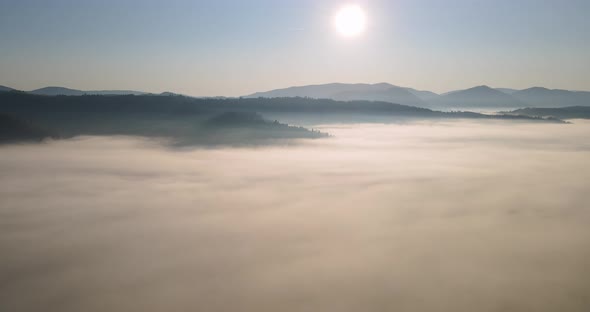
<box><xmin>1</xmin><ymin>120</ymin><xmax>590</xmax><ymax>311</ymax></box>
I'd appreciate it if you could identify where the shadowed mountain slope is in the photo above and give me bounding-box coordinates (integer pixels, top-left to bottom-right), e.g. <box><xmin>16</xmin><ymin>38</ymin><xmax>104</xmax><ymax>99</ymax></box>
<box><xmin>0</xmin><ymin>85</ymin><xmax>14</xmax><ymax>92</ymax></box>
<box><xmin>403</xmin><ymin>87</ymin><xmax>440</xmax><ymax>101</ymax></box>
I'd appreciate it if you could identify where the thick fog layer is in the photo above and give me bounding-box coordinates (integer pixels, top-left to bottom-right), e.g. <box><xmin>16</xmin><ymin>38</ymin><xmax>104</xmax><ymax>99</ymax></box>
<box><xmin>1</xmin><ymin>120</ymin><xmax>590</xmax><ymax>311</ymax></box>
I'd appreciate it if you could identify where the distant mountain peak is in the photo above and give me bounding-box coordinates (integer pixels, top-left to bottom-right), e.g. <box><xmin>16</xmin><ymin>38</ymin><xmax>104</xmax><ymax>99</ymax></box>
<box><xmin>245</xmin><ymin>82</ymin><xmax>427</xmax><ymax>107</ymax></box>
<box><xmin>468</xmin><ymin>85</ymin><xmax>494</xmax><ymax>91</ymax></box>
<box><xmin>523</xmin><ymin>86</ymin><xmax>550</xmax><ymax>92</ymax></box>
<box><xmin>30</xmin><ymin>87</ymin><xmax>85</xmax><ymax>96</ymax></box>
<box><xmin>432</xmin><ymin>84</ymin><xmax>523</xmax><ymax>109</ymax></box>
<box><xmin>373</xmin><ymin>82</ymin><xmax>395</xmax><ymax>88</ymax></box>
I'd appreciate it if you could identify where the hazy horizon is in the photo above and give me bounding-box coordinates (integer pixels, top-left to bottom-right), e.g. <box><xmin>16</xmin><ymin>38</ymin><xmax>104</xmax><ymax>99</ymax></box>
<box><xmin>4</xmin><ymin>81</ymin><xmax>590</xmax><ymax>98</ymax></box>
<box><xmin>1</xmin><ymin>0</ymin><xmax>590</xmax><ymax>96</ymax></box>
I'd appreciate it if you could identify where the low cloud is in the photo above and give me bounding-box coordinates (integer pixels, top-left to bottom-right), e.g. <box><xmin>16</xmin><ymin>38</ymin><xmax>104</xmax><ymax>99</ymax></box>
<box><xmin>1</xmin><ymin>120</ymin><xmax>590</xmax><ymax>311</ymax></box>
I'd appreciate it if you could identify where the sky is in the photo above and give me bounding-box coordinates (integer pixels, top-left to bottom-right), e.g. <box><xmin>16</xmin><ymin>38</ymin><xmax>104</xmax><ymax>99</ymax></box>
<box><xmin>1</xmin><ymin>0</ymin><xmax>589</xmax><ymax>96</ymax></box>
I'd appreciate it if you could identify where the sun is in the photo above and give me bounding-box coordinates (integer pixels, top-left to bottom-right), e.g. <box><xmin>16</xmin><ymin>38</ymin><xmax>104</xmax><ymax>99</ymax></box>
<box><xmin>334</xmin><ymin>5</ymin><xmax>367</xmax><ymax>37</ymax></box>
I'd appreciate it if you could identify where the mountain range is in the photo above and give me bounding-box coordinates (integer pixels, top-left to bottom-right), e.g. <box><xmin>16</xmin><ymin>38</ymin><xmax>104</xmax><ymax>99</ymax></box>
<box><xmin>0</xmin><ymin>85</ymin><xmax>148</xmax><ymax>96</ymax></box>
<box><xmin>247</xmin><ymin>83</ymin><xmax>590</xmax><ymax>109</ymax></box>
<box><xmin>2</xmin><ymin>83</ymin><xmax>590</xmax><ymax>110</ymax></box>
<box><xmin>29</xmin><ymin>87</ymin><xmax>147</xmax><ymax>96</ymax></box>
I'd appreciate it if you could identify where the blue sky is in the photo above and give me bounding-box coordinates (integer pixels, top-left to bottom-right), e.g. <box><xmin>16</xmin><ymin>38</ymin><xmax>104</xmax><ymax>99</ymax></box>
<box><xmin>1</xmin><ymin>0</ymin><xmax>589</xmax><ymax>96</ymax></box>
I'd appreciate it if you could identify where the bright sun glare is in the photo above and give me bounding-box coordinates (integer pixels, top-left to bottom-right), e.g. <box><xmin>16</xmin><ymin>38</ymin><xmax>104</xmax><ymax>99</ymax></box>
<box><xmin>334</xmin><ymin>5</ymin><xmax>367</xmax><ymax>37</ymax></box>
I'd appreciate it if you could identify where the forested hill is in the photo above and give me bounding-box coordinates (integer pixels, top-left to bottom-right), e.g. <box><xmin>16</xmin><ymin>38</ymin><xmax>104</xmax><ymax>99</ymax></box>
<box><xmin>0</xmin><ymin>113</ymin><xmax>55</xmax><ymax>143</ymax></box>
<box><xmin>507</xmin><ymin>106</ymin><xmax>590</xmax><ymax>120</ymax></box>
<box><xmin>0</xmin><ymin>92</ymin><xmax>560</xmax><ymax>122</ymax></box>
<box><xmin>0</xmin><ymin>92</ymin><xmax>433</xmax><ymax>115</ymax></box>
<box><xmin>0</xmin><ymin>92</ymin><xmax>566</xmax><ymax>146</ymax></box>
